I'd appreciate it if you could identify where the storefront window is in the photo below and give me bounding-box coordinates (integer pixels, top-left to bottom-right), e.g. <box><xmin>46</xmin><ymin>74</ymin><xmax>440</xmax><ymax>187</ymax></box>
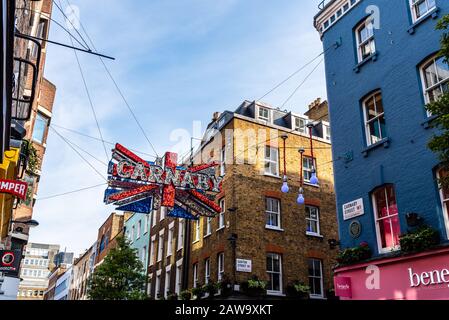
<box><xmin>438</xmin><ymin>169</ymin><xmax>449</xmax><ymax>237</ymax></box>
<box><xmin>372</xmin><ymin>185</ymin><xmax>401</xmax><ymax>253</ymax></box>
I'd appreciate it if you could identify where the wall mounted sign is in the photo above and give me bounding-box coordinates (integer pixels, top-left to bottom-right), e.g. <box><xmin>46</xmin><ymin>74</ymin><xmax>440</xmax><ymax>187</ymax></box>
<box><xmin>343</xmin><ymin>198</ymin><xmax>364</xmax><ymax>221</ymax></box>
<box><xmin>236</xmin><ymin>259</ymin><xmax>252</xmax><ymax>273</ymax></box>
<box><xmin>349</xmin><ymin>220</ymin><xmax>362</xmax><ymax>239</ymax></box>
<box><xmin>334</xmin><ymin>276</ymin><xmax>352</xmax><ymax>298</ymax></box>
<box><xmin>0</xmin><ymin>179</ymin><xmax>27</xmax><ymax>200</ymax></box>
<box><xmin>104</xmin><ymin>144</ymin><xmax>222</xmax><ymax>219</ymax></box>
<box><xmin>0</xmin><ymin>250</ymin><xmax>22</xmax><ymax>277</ymax></box>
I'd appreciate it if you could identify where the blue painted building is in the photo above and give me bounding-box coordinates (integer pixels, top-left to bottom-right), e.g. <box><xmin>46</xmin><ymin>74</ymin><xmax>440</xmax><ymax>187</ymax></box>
<box><xmin>315</xmin><ymin>0</ymin><xmax>449</xmax><ymax>299</ymax></box>
<box><xmin>124</xmin><ymin>212</ymin><xmax>151</xmax><ymax>276</ymax></box>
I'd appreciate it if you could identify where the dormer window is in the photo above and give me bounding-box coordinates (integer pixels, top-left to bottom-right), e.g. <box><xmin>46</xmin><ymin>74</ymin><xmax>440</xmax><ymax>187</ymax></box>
<box><xmin>258</xmin><ymin>107</ymin><xmax>270</xmax><ymax>122</ymax></box>
<box><xmin>294</xmin><ymin>117</ymin><xmax>307</xmax><ymax>134</ymax></box>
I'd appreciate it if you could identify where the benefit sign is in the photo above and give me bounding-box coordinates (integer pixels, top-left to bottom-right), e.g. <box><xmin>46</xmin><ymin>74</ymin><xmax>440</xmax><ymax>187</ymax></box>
<box><xmin>104</xmin><ymin>144</ymin><xmax>223</xmax><ymax>220</ymax></box>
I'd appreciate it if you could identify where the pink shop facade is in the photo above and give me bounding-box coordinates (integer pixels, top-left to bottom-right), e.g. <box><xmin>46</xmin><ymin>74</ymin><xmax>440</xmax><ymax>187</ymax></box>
<box><xmin>334</xmin><ymin>247</ymin><xmax>449</xmax><ymax>300</ymax></box>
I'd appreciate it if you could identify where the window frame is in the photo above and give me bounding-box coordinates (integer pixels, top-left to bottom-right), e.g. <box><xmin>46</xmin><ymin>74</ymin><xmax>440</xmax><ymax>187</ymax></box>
<box><xmin>362</xmin><ymin>91</ymin><xmax>386</xmax><ymax>146</ymax></box>
<box><xmin>266</xmin><ymin>253</ymin><xmax>283</xmax><ymax>295</ymax></box>
<box><xmin>303</xmin><ymin>157</ymin><xmax>317</xmax><ymax>184</ymax></box>
<box><xmin>265</xmin><ymin>197</ymin><xmax>282</xmax><ymax>230</ymax></box>
<box><xmin>205</xmin><ymin>217</ymin><xmax>212</xmax><ymax>237</ymax></box>
<box><xmin>218</xmin><ymin>199</ymin><xmax>226</xmax><ymax>230</ymax></box>
<box><xmin>193</xmin><ymin>263</ymin><xmax>199</xmax><ymax>288</ymax></box>
<box><xmin>308</xmin><ymin>258</ymin><xmax>324</xmax><ymax>299</ymax></box>
<box><xmin>355</xmin><ymin>18</ymin><xmax>376</xmax><ymax>63</ymax></box>
<box><xmin>220</xmin><ymin>147</ymin><xmax>226</xmax><ymax>176</ymax></box>
<box><xmin>167</xmin><ymin>225</ymin><xmax>174</xmax><ymax>257</ymax></box>
<box><xmin>258</xmin><ymin>106</ymin><xmax>270</xmax><ymax>122</ymax></box>
<box><xmin>157</xmin><ymin>231</ymin><xmax>165</xmax><ymax>262</ymax></box>
<box><xmin>410</xmin><ymin>0</ymin><xmax>436</xmax><ymax>23</ymax></box>
<box><xmin>420</xmin><ymin>55</ymin><xmax>449</xmax><ymax>115</ymax></box>
<box><xmin>372</xmin><ymin>185</ymin><xmax>401</xmax><ymax>254</ymax></box>
<box><xmin>305</xmin><ymin>206</ymin><xmax>321</xmax><ymax>236</ymax></box>
<box><xmin>217</xmin><ymin>252</ymin><xmax>225</xmax><ymax>282</ymax></box>
<box><xmin>32</xmin><ymin>112</ymin><xmax>50</xmax><ymax>145</ymax></box>
<box><xmin>205</xmin><ymin>258</ymin><xmax>211</xmax><ymax>285</ymax></box>
<box><xmin>177</xmin><ymin>219</ymin><xmax>185</xmax><ymax>250</ymax></box>
<box><xmin>193</xmin><ymin>219</ymin><xmax>201</xmax><ymax>243</ymax></box>
<box><xmin>294</xmin><ymin>117</ymin><xmax>307</xmax><ymax>134</ymax></box>
<box><xmin>264</xmin><ymin>146</ymin><xmax>280</xmax><ymax>177</ymax></box>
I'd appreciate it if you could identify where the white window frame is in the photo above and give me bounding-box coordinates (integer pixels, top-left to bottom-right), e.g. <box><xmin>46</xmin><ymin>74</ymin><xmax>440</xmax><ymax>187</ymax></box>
<box><xmin>164</xmin><ymin>265</ymin><xmax>171</xmax><ymax>299</ymax></box>
<box><xmin>372</xmin><ymin>185</ymin><xmax>401</xmax><ymax>254</ymax></box>
<box><xmin>155</xmin><ymin>271</ymin><xmax>162</xmax><ymax>299</ymax></box>
<box><xmin>167</xmin><ymin>223</ymin><xmax>174</xmax><ymax>257</ymax></box>
<box><xmin>152</xmin><ymin>209</ymin><xmax>157</xmax><ymax>227</ymax></box>
<box><xmin>149</xmin><ymin>235</ymin><xmax>156</xmax><ymax>266</ymax></box>
<box><xmin>205</xmin><ymin>217</ymin><xmax>212</xmax><ymax>237</ymax></box>
<box><xmin>265</xmin><ymin>197</ymin><xmax>282</xmax><ymax>230</ymax></box>
<box><xmin>303</xmin><ymin>157</ymin><xmax>317</xmax><ymax>184</ymax></box>
<box><xmin>217</xmin><ymin>199</ymin><xmax>225</xmax><ymax>231</ymax></box>
<box><xmin>437</xmin><ymin>169</ymin><xmax>449</xmax><ymax>239</ymax></box>
<box><xmin>160</xmin><ymin>207</ymin><xmax>166</xmax><ymax>221</ymax></box>
<box><xmin>175</xmin><ymin>260</ymin><xmax>183</xmax><ymax>295</ymax></box>
<box><xmin>141</xmin><ymin>246</ymin><xmax>147</xmax><ymax>264</ymax></box>
<box><xmin>308</xmin><ymin>259</ymin><xmax>324</xmax><ymax>299</ymax></box>
<box><xmin>362</xmin><ymin>91</ymin><xmax>386</xmax><ymax>146</ymax></box>
<box><xmin>144</xmin><ymin>214</ymin><xmax>149</xmax><ymax>234</ymax></box>
<box><xmin>137</xmin><ymin>220</ymin><xmax>141</xmax><ymax>240</ymax></box>
<box><xmin>410</xmin><ymin>0</ymin><xmax>436</xmax><ymax>23</ymax></box>
<box><xmin>157</xmin><ymin>230</ymin><xmax>165</xmax><ymax>262</ymax></box>
<box><xmin>264</xmin><ymin>146</ymin><xmax>279</xmax><ymax>177</ymax></box>
<box><xmin>205</xmin><ymin>258</ymin><xmax>211</xmax><ymax>285</ymax></box>
<box><xmin>193</xmin><ymin>263</ymin><xmax>199</xmax><ymax>288</ymax></box>
<box><xmin>258</xmin><ymin>106</ymin><xmax>270</xmax><ymax>122</ymax></box>
<box><xmin>177</xmin><ymin>219</ymin><xmax>184</xmax><ymax>250</ymax></box>
<box><xmin>193</xmin><ymin>219</ymin><xmax>200</xmax><ymax>243</ymax></box>
<box><xmin>266</xmin><ymin>253</ymin><xmax>282</xmax><ymax>295</ymax></box>
<box><xmin>356</xmin><ymin>18</ymin><xmax>376</xmax><ymax>63</ymax></box>
<box><xmin>217</xmin><ymin>253</ymin><xmax>224</xmax><ymax>282</ymax></box>
<box><xmin>220</xmin><ymin>147</ymin><xmax>226</xmax><ymax>176</ymax></box>
<box><xmin>420</xmin><ymin>55</ymin><xmax>449</xmax><ymax>114</ymax></box>
<box><xmin>131</xmin><ymin>226</ymin><xmax>135</xmax><ymax>243</ymax></box>
<box><xmin>294</xmin><ymin>116</ymin><xmax>307</xmax><ymax>134</ymax></box>
<box><xmin>305</xmin><ymin>206</ymin><xmax>321</xmax><ymax>237</ymax></box>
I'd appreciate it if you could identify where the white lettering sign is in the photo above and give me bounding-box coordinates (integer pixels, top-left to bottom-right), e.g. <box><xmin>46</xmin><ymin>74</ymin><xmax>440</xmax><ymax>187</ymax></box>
<box><xmin>409</xmin><ymin>268</ymin><xmax>449</xmax><ymax>288</ymax></box>
<box><xmin>343</xmin><ymin>198</ymin><xmax>365</xmax><ymax>220</ymax></box>
<box><xmin>236</xmin><ymin>259</ymin><xmax>252</xmax><ymax>273</ymax></box>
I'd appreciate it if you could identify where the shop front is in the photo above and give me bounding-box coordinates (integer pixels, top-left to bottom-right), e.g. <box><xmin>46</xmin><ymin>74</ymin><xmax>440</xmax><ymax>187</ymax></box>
<box><xmin>334</xmin><ymin>246</ymin><xmax>449</xmax><ymax>300</ymax></box>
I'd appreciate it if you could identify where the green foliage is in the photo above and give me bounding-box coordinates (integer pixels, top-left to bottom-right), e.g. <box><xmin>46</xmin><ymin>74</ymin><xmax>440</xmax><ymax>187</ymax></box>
<box><xmin>336</xmin><ymin>242</ymin><xmax>372</xmax><ymax>265</ymax></box>
<box><xmin>240</xmin><ymin>275</ymin><xmax>267</xmax><ymax>297</ymax></box>
<box><xmin>191</xmin><ymin>286</ymin><xmax>205</xmax><ymax>299</ymax></box>
<box><xmin>179</xmin><ymin>290</ymin><xmax>192</xmax><ymax>300</ymax></box>
<box><xmin>427</xmin><ymin>14</ymin><xmax>449</xmax><ymax>190</ymax></box>
<box><xmin>286</xmin><ymin>280</ymin><xmax>310</xmax><ymax>299</ymax></box>
<box><xmin>202</xmin><ymin>281</ymin><xmax>219</xmax><ymax>297</ymax></box>
<box><xmin>400</xmin><ymin>226</ymin><xmax>440</xmax><ymax>253</ymax></box>
<box><xmin>87</xmin><ymin>237</ymin><xmax>147</xmax><ymax>300</ymax></box>
<box><xmin>24</xmin><ymin>140</ymin><xmax>40</xmax><ymax>175</ymax></box>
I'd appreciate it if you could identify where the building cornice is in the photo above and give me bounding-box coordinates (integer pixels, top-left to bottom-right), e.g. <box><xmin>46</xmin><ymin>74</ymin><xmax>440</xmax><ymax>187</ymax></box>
<box><xmin>314</xmin><ymin>0</ymin><xmax>363</xmax><ymax>36</ymax></box>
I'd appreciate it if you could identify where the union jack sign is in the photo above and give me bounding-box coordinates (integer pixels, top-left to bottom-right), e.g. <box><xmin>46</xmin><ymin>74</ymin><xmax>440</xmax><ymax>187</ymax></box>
<box><xmin>104</xmin><ymin>144</ymin><xmax>223</xmax><ymax>220</ymax></box>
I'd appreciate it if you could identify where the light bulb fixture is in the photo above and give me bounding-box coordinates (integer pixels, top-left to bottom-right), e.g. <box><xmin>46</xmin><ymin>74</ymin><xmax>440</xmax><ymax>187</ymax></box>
<box><xmin>280</xmin><ymin>133</ymin><xmax>289</xmax><ymax>193</ymax></box>
<box><xmin>297</xmin><ymin>187</ymin><xmax>305</xmax><ymax>205</ymax></box>
<box><xmin>281</xmin><ymin>175</ymin><xmax>289</xmax><ymax>193</ymax></box>
<box><xmin>307</xmin><ymin>123</ymin><xmax>319</xmax><ymax>186</ymax></box>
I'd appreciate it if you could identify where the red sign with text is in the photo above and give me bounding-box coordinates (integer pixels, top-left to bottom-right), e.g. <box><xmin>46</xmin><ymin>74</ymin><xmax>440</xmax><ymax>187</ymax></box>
<box><xmin>334</xmin><ymin>276</ymin><xmax>352</xmax><ymax>298</ymax></box>
<box><xmin>0</xmin><ymin>179</ymin><xmax>28</xmax><ymax>200</ymax></box>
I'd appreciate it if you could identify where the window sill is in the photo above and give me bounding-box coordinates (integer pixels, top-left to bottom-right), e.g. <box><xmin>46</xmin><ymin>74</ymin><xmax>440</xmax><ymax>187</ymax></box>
<box><xmin>264</xmin><ymin>173</ymin><xmax>281</xmax><ymax>179</ymax></box>
<box><xmin>421</xmin><ymin>114</ymin><xmax>438</xmax><ymax>129</ymax></box>
<box><xmin>265</xmin><ymin>226</ymin><xmax>284</xmax><ymax>232</ymax></box>
<box><xmin>267</xmin><ymin>291</ymin><xmax>285</xmax><ymax>297</ymax></box>
<box><xmin>354</xmin><ymin>52</ymin><xmax>378</xmax><ymax>73</ymax></box>
<box><xmin>177</xmin><ymin>247</ymin><xmax>183</xmax><ymax>252</ymax></box>
<box><xmin>306</xmin><ymin>233</ymin><xmax>324</xmax><ymax>238</ymax></box>
<box><xmin>204</xmin><ymin>233</ymin><xmax>212</xmax><ymax>239</ymax></box>
<box><xmin>216</xmin><ymin>227</ymin><xmax>225</xmax><ymax>232</ymax></box>
<box><xmin>361</xmin><ymin>137</ymin><xmax>390</xmax><ymax>158</ymax></box>
<box><xmin>408</xmin><ymin>7</ymin><xmax>440</xmax><ymax>35</ymax></box>
<box><xmin>310</xmin><ymin>295</ymin><xmax>326</xmax><ymax>300</ymax></box>
<box><xmin>304</xmin><ymin>182</ymin><xmax>320</xmax><ymax>188</ymax></box>
<box><xmin>192</xmin><ymin>240</ymin><xmax>200</xmax><ymax>245</ymax></box>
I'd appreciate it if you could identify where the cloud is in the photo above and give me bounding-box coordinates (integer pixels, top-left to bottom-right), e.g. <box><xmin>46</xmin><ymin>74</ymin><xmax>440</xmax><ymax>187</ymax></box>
<box><xmin>29</xmin><ymin>0</ymin><xmax>326</xmax><ymax>255</ymax></box>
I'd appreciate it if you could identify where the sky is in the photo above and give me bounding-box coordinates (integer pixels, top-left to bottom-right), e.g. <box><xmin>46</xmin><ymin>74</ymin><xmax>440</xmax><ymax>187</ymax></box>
<box><xmin>29</xmin><ymin>0</ymin><xmax>327</xmax><ymax>256</ymax></box>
